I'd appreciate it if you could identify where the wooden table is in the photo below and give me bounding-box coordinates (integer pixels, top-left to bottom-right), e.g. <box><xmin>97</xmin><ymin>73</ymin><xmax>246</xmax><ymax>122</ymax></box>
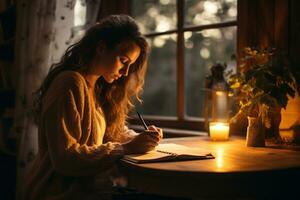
<box><xmin>118</xmin><ymin>136</ymin><xmax>300</xmax><ymax>199</ymax></box>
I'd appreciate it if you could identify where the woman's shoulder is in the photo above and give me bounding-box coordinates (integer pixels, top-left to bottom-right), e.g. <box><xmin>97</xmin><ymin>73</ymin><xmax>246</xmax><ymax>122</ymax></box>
<box><xmin>54</xmin><ymin>71</ymin><xmax>86</xmax><ymax>85</ymax></box>
<box><xmin>43</xmin><ymin>71</ymin><xmax>88</xmax><ymax>114</ymax></box>
<box><xmin>49</xmin><ymin>70</ymin><xmax>88</xmax><ymax>91</ymax></box>
<box><xmin>46</xmin><ymin>71</ymin><xmax>87</xmax><ymax>97</ymax></box>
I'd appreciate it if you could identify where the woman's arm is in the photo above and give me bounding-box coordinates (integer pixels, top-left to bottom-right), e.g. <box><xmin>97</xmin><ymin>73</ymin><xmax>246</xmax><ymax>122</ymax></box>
<box><xmin>119</xmin><ymin>125</ymin><xmax>138</xmax><ymax>143</ymax></box>
<box><xmin>43</xmin><ymin>74</ymin><xmax>125</xmax><ymax>177</ymax></box>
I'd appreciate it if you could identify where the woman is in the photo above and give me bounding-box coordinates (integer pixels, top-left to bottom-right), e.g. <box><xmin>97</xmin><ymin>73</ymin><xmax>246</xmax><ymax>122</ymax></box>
<box><xmin>24</xmin><ymin>15</ymin><xmax>163</xmax><ymax>200</ymax></box>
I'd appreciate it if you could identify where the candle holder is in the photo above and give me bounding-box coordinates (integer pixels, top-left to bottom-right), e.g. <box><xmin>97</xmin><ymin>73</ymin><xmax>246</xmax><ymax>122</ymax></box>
<box><xmin>208</xmin><ymin>90</ymin><xmax>230</xmax><ymax>141</ymax></box>
<box><xmin>204</xmin><ymin>62</ymin><xmax>231</xmax><ymax>141</ymax></box>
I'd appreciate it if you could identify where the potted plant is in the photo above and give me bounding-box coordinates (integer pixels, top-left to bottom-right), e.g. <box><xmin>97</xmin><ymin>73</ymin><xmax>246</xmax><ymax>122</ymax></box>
<box><xmin>228</xmin><ymin>47</ymin><xmax>300</xmax><ymax>146</ymax></box>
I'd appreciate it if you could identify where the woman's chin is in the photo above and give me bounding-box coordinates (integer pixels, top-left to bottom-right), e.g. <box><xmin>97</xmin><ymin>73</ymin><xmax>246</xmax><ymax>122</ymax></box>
<box><xmin>104</xmin><ymin>77</ymin><xmax>115</xmax><ymax>84</ymax></box>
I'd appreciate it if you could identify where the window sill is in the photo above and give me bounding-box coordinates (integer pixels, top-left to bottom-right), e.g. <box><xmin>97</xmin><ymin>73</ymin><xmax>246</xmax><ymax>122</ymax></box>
<box><xmin>129</xmin><ymin>125</ymin><xmax>208</xmax><ymax>138</ymax></box>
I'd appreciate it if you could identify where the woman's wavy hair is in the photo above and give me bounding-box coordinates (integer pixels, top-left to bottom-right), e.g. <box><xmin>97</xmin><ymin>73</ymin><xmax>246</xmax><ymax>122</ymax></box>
<box><xmin>33</xmin><ymin>15</ymin><xmax>149</xmax><ymax>140</ymax></box>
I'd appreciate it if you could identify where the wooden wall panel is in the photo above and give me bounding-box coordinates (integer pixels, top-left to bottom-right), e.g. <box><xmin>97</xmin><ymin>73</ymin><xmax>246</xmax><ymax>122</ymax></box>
<box><xmin>257</xmin><ymin>0</ymin><xmax>275</xmax><ymax>48</ymax></box>
<box><xmin>237</xmin><ymin>0</ymin><xmax>258</xmax><ymax>57</ymax></box>
<box><xmin>238</xmin><ymin>0</ymin><xmax>288</xmax><ymax>55</ymax></box>
<box><xmin>289</xmin><ymin>0</ymin><xmax>300</xmax><ymax>64</ymax></box>
<box><xmin>280</xmin><ymin>0</ymin><xmax>300</xmax><ymax>142</ymax></box>
<box><xmin>274</xmin><ymin>0</ymin><xmax>289</xmax><ymax>50</ymax></box>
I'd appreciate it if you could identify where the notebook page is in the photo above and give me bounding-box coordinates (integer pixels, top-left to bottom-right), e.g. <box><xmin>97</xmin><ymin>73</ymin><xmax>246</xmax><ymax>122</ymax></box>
<box><xmin>124</xmin><ymin>150</ymin><xmax>170</xmax><ymax>161</ymax></box>
<box><xmin>156</xmin><ymin>143</ymin><xmax>209</xmax><ymax>156</ymax></box>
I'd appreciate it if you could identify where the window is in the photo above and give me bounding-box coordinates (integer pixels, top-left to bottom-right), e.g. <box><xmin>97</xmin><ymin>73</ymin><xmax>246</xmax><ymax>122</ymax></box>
<box><xmin>74</xmin><ymin>0</ymin><xmax>87</xmax><ymax>27</ymax></box>
<box><xmin>130</xmin><ymin>0</ymin><xmax>237</xmax><ymax>130</ymax></box>
<box><xmin>73</xmin><ymin>0</ymin><xmax>87</xmax><ymax>40</ymax></box>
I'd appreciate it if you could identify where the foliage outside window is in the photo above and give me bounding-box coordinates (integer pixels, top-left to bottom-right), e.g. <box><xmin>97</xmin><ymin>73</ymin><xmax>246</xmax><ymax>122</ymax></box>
<box><xmin>130</xmin><ymin>0</ymin><xmax>237</xmax><ymax>130</ymax></box>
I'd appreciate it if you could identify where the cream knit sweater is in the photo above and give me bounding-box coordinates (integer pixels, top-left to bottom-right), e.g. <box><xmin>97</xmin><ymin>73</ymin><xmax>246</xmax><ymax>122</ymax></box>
<box><xmin>24</xmin><ymin>71</ymin><xmax>136</xmax><ymax>200</ymax></box>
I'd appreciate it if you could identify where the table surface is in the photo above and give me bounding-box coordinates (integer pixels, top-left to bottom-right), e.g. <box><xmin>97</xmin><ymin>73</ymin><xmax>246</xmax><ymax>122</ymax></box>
<box><xmin>118</xmin><ymin>136</ymin><xmax>300</xmax><ymax>199</ymax></box>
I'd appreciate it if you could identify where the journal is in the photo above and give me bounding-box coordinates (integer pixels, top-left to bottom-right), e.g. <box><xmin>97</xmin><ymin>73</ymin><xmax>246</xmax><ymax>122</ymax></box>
<box><xmin>122</xmin><ymin>143</ymin><xmax>214</xmax><ymax>163</ymax></box>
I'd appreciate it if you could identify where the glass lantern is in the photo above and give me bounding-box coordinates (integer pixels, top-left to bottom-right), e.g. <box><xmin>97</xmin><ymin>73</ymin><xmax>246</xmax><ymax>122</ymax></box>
<box><xmin>204</xmin><ymin>63</ymin><xmax>230</xmax><ymax>141</ymax></box>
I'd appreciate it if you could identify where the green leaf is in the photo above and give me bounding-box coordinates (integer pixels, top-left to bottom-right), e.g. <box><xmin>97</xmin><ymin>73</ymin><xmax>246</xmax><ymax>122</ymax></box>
<box><xmin>270</xmin><ymin>89</ymin><xmax>288</xmax><ymax>108</ymax></box>
<box><xmin>260</xmin><ymin>94</ymin><xmax>277</xmax><ymax>107</ymax></box>
<box><xmin>255</xmin><ymin>73</ymin><xmax>274</xmax><ymax>92</ymax></box>
<box><xmin>279</xmin><ymin>83</ymin><xmax>296</xmax><ymax>98</ymax></box>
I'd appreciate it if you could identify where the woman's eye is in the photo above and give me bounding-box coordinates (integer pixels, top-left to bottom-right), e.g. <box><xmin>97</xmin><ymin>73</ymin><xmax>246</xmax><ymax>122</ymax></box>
<box><xmin>120</xmin><ymin>57</ymin><xmax>128</xmax><ymax>64</ymax></box>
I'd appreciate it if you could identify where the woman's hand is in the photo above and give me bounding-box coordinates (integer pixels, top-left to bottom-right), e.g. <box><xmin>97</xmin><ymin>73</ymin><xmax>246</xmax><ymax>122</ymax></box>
<box><xmin>147</xmin><ymin>125</ymin><xmax>163</xmax><ymax>139</ymax></box>
<box><xmin>122</xmin><ymin>126</ymin><xmax>163</xmax><ymax>154</ymax></box>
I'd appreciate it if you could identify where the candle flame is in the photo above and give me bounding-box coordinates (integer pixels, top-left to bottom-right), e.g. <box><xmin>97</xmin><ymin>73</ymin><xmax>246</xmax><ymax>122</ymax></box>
<box><xmin>213</xmin><ymin>123</ymin><xmax>228</xmax><ymax>129</ymax></box>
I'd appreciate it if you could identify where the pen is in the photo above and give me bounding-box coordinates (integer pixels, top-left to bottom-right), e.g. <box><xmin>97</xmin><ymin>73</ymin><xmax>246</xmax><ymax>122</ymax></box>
<box><xmin>136</xmin><ymin>111</ymin><xmax>148</xmax><ymax>130</ymax></box>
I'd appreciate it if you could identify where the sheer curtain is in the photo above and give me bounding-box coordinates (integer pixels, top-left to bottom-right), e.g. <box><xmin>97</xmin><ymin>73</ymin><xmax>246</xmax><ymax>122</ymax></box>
<box><xmin>14</xmin><ymin>0</ymin><xmax>101</xmax><ymax>199</ymax></box>
<box><xmin>14</xmin><ymin>1</ymin><xmax>56</xmax><ymax>198</ymax></box>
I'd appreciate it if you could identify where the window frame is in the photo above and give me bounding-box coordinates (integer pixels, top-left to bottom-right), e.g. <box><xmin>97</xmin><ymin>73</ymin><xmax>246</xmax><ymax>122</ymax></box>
<box><xmin>129</xmin><ymin>0</ymin><xmax>238</xmax><ymax>131</ymax></box>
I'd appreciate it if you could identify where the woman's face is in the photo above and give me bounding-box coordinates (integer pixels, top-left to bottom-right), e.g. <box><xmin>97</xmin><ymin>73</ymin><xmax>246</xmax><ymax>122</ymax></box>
<box><xmin>95</xmin><ymin>41</ymin><xmax>141</xmax><ymax>83</ymax></box>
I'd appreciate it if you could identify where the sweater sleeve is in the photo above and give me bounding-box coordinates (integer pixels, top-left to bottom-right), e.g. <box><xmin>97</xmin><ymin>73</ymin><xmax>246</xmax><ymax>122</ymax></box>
<box><xmin>120</xmin><ymin>125</ymin><xmax>138</xmax><ymax>143</ymax></box>
<box><xmin>43</xmin><ymin>73</ymin><xmax>124</xmax><ymax>177</ymax></box>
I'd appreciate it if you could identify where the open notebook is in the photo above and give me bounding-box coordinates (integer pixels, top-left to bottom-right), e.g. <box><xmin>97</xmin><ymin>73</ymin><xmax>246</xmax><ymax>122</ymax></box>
<box><xmin>122</xmin><ymin>143</ymin><xmax>214</xmax><ymax>164</ymax></box>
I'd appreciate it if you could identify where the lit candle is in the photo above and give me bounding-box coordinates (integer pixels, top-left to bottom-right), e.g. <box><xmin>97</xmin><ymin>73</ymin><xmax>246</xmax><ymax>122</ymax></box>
<box><xmin>209</xmin><ymin>122</ymin><xmax>229</xmax><ymax>141</ymax></box>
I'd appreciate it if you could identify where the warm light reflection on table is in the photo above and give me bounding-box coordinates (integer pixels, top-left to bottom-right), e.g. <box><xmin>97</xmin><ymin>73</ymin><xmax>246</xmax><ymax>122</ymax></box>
<box><xmin>119</xmin><ymin>136</ymin><xmax>300</xmax><ymax>199</ymax></box>
<box><xmin>216</xmin><ymin>147</ymin><xmax>224</xmax><ymax>169</ymax></box>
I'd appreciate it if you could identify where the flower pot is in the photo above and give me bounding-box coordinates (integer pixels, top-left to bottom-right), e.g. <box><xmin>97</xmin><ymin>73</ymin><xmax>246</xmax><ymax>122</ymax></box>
<box><xmin>246</xmin><ymin>117</ymin><xmax>265</xmax><ymax>147</ymax></box>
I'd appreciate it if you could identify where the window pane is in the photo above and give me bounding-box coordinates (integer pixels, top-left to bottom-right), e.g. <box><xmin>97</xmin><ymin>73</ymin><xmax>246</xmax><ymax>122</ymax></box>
<box><xmin>131</xmin><ymin>0</ymin><xmax>177</xmax><ymax>34</ymax></box>
<box><xmin>185</xmin><ymin>27</ymin><xmax>237</xmax><ymax>117</ymax></box>
<box><xmin>136</xmin><ymin>34</ymin><xmax>177</xmax><ymax>116</ymax></box>
<box><xmin>74</xmin><ymin>0</ymin><xmax>86</xmax><ymax>26</ymax></box>
<box><xmin>184</xmin><ymin>0</ymin><xmax>237</xmax><ymax>26</ymax></box>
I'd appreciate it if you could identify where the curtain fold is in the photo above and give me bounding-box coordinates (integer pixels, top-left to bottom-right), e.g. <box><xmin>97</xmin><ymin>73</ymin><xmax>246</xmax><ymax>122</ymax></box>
<box><xmin>14</xmin><ymin>0</ymin><xmax>57</xmax><ymax>199</ymax></box>
<box><xmin>14</xmin><ymin>0</ymin><xmax>104</xmax><ymax>199</ymax></box>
